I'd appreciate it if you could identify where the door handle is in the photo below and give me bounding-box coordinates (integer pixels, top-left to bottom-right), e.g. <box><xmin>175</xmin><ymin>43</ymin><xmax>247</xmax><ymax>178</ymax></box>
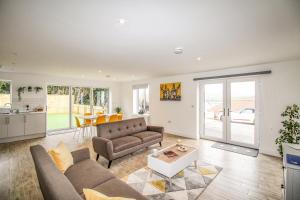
<box><xmin>227</xmin><ymin>108</ymin><xmax>230</xmax><ymax>116</ymax></box>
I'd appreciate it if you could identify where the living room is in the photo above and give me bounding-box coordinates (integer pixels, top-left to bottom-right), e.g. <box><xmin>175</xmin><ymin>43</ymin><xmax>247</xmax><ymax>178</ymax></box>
<box><xmin>0</xmin><ymin>1</ymin><xmax>300</xmax><ymax>200</ymax></box>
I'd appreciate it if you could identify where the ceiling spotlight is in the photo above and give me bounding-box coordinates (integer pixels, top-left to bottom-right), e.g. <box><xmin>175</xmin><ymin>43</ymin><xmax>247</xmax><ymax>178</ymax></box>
<box><xmin>174</xmin><ymin>47</ymin><xmax>183</xmax><ymax>54</ymax></box>
<box><xmin>118</xmin><ymin>18</ymin><xmax>127</xmax><ymax>24</ymax></box>
<box><xmin>196</xmin><ymin>57</ymin><xmax>201</xmax><ymax>61</ymax></box>
<box><xmin>98</xmin><ymin>69</ymin><xmax>102</xmax><ymax>73</ymax></box>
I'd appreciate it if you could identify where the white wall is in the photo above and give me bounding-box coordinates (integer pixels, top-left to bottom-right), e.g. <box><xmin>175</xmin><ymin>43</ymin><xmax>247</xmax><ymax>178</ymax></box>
<box><xmin>121</xmin><ymin>59</ymin><xmax>300</xmax><ymax>156</ymax></box>
<box><xmin>0</xmin><ymin>72</ymin><xmax>122</xmax><ymax>112</ymax></box>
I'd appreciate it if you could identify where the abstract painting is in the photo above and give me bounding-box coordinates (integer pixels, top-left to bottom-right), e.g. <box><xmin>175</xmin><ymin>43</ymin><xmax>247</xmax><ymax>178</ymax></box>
<box><xmin>160</xmin><ymin>82</ymin><xmax>181</xmax><ymax>101</ymax></box>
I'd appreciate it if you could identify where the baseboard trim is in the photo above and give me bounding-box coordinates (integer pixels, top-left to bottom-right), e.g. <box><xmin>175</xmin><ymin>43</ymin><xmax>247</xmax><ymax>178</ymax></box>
<box><xmin>259</xmin><ymin>148</ymin><xmax>280</xmax><ymax>157</ymax></box>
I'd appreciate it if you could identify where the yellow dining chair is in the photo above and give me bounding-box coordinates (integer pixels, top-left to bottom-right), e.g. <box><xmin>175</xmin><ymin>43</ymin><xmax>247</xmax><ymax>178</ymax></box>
<box><xmin>96</xmin><ymin>111</ymin><xmax>104</xmax><ymax>115</ymax></box>
<box><xmin>93</xmin><ymin>115</ymin><xmax>106</xmax><ymax>126</ymax></box>
<box><xmin>73</xmin><ymin>116</ymin><xmax>88</xmax><ymax>140</ymax></box>
<box><xmin>84</xmin><ymin>112</ymin><xmax>92</xmax><ymax>125</ymax></box>
<box><xmin>117</xmin><ymin>113</ymin><xmax>123</xmax><ymax>121</ymax></box>
<box><xmin>108</xmin><ymin>114</ymin><xmax>119</xmax><ymax>122</ymax></box>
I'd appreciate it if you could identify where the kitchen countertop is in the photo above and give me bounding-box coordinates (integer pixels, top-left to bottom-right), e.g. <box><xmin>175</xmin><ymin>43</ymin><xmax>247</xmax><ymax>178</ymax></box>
<box><xmin>0</xmin><ymin>111</ymin><xmax>46</xmax><ymax>116</ymax></box>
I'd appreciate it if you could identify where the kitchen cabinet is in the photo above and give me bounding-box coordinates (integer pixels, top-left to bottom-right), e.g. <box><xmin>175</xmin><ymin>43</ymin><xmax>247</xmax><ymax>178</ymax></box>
<box><xmin>7</xmin><ymin>115</ymin><xmax>25</xmax><ymax>137</ymax></box>
<box><xmin>0</xmin><ymin>112</ymin><xmax>46</xmax><ymax>143</ymax></box>
<box><xmin>25</xmin><ymin>113</ymin><xmax>46</xmax><ymax>135</ymax></box>
<box><xmin>0</xmin><ymin>116</ymin><xmax>8</xmax><ymax>138</ymax></box>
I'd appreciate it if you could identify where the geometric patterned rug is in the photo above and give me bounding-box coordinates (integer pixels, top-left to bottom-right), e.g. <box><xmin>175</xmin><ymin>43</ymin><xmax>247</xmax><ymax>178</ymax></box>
<box><xmin>122</xmin><ymin>162</ymin><xmax>222</xmax><ymax>200</ymax></box>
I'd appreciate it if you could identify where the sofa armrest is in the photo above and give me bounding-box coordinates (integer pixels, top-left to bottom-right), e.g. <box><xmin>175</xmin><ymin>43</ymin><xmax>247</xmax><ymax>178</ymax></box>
<box><xmin>71</xmin><ymin>148</ymin><xmax>90</xmax><ymax>164</ymax></box>
<box><xmin>92</xmin><ymin>137</ymin><xmax>114</xmax><ymax>160</ymax></box>
<box><xmin>147</xmin><ymin>125</ymin><xmax>164</xmax><ymax>134</ymax></box>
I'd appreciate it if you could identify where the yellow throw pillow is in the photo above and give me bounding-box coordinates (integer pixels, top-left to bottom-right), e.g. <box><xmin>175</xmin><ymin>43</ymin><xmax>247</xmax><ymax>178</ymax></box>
<box><xmin>83</xmin><ymin>189</ymin><xmax>135</xmax><ymax>200</ymax></box>
<box><xmin>48</xmin><ymin>142</ymin><xmax>73</xmax><ymax>173</ymax></box>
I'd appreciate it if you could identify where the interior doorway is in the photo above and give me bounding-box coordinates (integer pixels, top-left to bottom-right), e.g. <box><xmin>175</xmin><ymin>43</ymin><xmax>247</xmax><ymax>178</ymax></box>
<box><xmin>199</xmin><ymin>78</ymin><xmax>259</xmax><ymax>149</ymax></box>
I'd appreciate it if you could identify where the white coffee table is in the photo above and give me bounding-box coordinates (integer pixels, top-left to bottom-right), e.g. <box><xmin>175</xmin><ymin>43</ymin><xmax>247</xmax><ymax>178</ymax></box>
<box><xmin>147</xmin><ymin>144</ymin><xmax>199</xmax><ymax>188</ymax></box>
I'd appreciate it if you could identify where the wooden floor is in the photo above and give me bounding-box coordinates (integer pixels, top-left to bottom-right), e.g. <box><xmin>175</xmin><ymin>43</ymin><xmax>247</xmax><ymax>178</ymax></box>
<box><xmin>0</xmin><ymin>131</ymin><xmax>283</xmax><ymax>200</ymax></box>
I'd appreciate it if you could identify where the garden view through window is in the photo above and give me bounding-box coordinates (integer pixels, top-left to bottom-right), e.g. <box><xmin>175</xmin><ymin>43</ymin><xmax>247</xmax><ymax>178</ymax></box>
<box><xmin>47</xmin><ymin>85</ymin><xmax>109</xmax><ymax>131</ymax></box>
<box><xmin>0</xmin><ymin>80</ymin><xmax>11</xmax><ymax>107</ymax></box>
<box><xmin>133</xmin><ymin>84</ymin><xmax>149</xmax><ymax>114</ymax></box>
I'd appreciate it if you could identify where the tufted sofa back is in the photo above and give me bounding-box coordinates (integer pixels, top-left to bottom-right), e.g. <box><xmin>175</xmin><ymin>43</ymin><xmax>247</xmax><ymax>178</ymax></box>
<box><xmin>96</xmin><ymin>117</ymin><xmax>147</xmax><ymax>139</ymax></box>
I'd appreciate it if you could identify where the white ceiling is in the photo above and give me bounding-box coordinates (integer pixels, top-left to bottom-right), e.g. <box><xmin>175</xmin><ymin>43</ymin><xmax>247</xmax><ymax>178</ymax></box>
<box><xmin>0</xmin><ymin>0</ymin><xmax>300</xmax><ymax>81</ymax></box>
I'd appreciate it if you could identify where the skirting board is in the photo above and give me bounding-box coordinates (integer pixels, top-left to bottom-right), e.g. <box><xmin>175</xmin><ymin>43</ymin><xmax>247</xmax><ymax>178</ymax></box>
<box><xmin>0</xmin><ymin>133</ymin><xmax>46</xmax><ymax>144</ymax></box>
<box><xmin>165</xmin><ymin>129</ymin><xmax>198</xmax><ymax>140</ymax></box>
<box><xmin>259</xmin><ymin>148</ymin><xmax>280</xmax><ymax>157</ymax></box>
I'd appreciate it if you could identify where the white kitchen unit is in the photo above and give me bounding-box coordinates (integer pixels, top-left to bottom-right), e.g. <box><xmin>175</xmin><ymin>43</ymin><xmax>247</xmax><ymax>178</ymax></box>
<box><xmin>0</xmin><ymin>116</ymin><xmax>8</xmax><ymax>138</ymax></box>
<box><xmin>8</xmin><ymin>114</ymin><xmax>25</xmax><ymax>137</ymax></box>
<box><xmin>25</xmin><ymin>113</ymin><xmax>46</xmax><ymax>135</ymax></box>
<box><xmin>0</xmin><ymin>112</ymin><xmax>46</xmax><ymax>143</ymax></box>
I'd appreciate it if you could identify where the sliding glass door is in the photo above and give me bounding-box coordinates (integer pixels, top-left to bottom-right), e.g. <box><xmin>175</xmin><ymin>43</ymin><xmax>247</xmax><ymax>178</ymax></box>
<box><xmin>47</xmin><ymin>86</ymin><xmax>71</xmax><ymax>131</ymax></box>
<box><xmin>47</xmin><ymin>85</ymin><xmax>110</xmax><ymax>131</ymax></box>
<box><xmin>71</xmin><ymin>87</ymin><xmax>91</xmax><ymax>127</ymax></box>
<box><xmin>200</xmin><ymin>78</ymin><xmax>258</xmax><ymax>148</ymax></box>
<box><xmin>93</xmin><ymin>88</ymin><xmax>109</xmax><ymax>114</ymax></box>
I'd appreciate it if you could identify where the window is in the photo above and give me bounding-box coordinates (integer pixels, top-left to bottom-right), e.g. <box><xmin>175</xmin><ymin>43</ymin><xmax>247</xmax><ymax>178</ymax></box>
<box><xmin>133</xmin><ymin>84</ymin><xmax>149</xmax><ymax>114</ymax></box>
<box><xmin>0</xmin><ymin>80</ymin><xmax>11</xmax><ymax>107</ymax></box>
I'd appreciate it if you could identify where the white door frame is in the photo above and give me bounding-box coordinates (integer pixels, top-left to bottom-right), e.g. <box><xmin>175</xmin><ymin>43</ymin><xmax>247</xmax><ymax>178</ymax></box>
<box><xmin>199</xmin><ymin>77</ymin><xmax>260</xmax><ymax>149</ymax></box>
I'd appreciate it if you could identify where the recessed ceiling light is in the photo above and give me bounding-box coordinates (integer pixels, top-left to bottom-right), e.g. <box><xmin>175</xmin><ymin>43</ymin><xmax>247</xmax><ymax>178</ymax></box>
<box><xmin>174</xmin><ymin>47</ymin><xmax>183</xmax><ymax>54</ymax></box>
<box><xmin>118</xmin><ymin>18</ymin><xmax>127</xmax><ymax>24</ymax></box>
<box><xmin>196</xmin><ymin>57</ymin><xmax>201</xmax><ymax>61</ymax></box>
<box><xmin>98</xmin><ymin>69</ymin><xmax>102</xmax><ymax>73</ymax></box>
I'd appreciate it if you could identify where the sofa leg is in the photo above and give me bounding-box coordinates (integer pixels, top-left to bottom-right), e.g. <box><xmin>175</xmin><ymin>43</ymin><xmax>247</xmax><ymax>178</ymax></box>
<box><xmin>159</xmin><ymin>142</ymin><xmax>162</xmax><ymax>147</ymax></box>
<box><xmin>108</xmin><ymin>160</ymin><xmax>112</xmax><ymax>168</ymax></box>
<box><xmin>96</xmin><ymin>154</ymin><xmax>99</xmax><ymax>161</ymax></box>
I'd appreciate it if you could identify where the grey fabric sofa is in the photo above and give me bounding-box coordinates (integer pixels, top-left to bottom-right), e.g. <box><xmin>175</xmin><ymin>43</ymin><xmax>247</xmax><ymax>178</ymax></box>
<box><xmin>30</xmin><ymin>145</ymin><xmax>147</xmax><ymax>200</ymax></box>
<box><xmin>93</xmin><ymin>117</ymin><xmax>164</xmax><ymax>168</ymax></box>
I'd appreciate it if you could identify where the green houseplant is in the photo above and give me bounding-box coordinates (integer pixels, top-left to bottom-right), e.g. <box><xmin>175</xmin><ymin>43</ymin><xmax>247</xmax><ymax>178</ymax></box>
<box><xmin>115</xmin><ymin>107</ymin><xmax>122</xmax><ymax>114</ymax></box>
<box><xmin>275</xmin><ymin>104</ymin><xmax>300</xmax><ymax>157</ymax></box>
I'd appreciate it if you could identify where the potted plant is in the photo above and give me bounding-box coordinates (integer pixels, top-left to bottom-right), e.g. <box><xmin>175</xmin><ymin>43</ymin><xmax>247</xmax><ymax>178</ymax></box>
<box><xmin>34</xmin><ymin>86</ymin><xmax>43</xmax><ymax>93</ymax></box>
<box><xmin>17</xmin><ymin>87</ymin><xmax>26</xmax><ymax>101</ymax></box>
<box><xmin>115</xmin><ymin>107</ymin><xmax>122</xmax><ymax>114</ymax></box>
<box><xmin>27</xmin><ymin>86</ymin><xmax>33</xmax><ymax>92</ymax></box>
<box><xmin>275</xmin><ymin>104</ymin><xmax>300</xmax><ymax>157</ymax></box>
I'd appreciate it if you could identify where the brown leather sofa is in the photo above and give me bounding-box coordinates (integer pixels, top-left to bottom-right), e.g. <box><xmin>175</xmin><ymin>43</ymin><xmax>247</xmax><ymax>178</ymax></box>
<box><xmin>30</xmin><ymin>145</ymin><xmax>147</xmax><ymax>200</ymax></box>
<box><xmin>93</xmin><ymin>117</ymin><xmax>164</xmax><ymax>168</ymax></box>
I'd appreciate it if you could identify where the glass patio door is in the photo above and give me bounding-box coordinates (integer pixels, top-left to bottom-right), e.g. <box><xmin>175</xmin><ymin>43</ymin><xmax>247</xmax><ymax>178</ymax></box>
<box><xmin>47</xmin><ymin>86</ymin><xmax>71</xmax><ymax>131</ymax></box>
<box><xmin>227</xmin><ymin>79</ymin><xmax>257</xmax><ymax>148</ymax></box>
<box><xmin>71</xmin><ymin>87</ymin><xmax>91</xmax><ymax>127</ymax></box>
<box><xmin>200</xmin><ymin>80</ymin><xmax>226</xmax><ymax>142</ymax></box>
<box><xmin>200</xmin><ymin>78</ymin><xmax>259</xmax><ymax>149</ymax></box>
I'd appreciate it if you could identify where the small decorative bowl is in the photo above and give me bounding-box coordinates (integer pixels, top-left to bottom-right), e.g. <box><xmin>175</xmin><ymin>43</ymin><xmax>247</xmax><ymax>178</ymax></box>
<box><xmin>177</xmin><ymin>146</ymin><xmax>188</xmax><ymax>152</ymax></box>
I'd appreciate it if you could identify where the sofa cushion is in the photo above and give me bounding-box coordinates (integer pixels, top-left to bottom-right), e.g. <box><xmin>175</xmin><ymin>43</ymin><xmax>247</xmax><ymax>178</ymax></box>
<box><xmin>111</xmin><ymin>136</ymin><xmax>142</xmax><ymax>153</ymax></box>
<box><xmin>131</xmin><ymin>131</ymin><xmax>162</xmax><ymax>143</ymax></box>
<box><xmin>65</xmin><ymin>159</ymin><xmax>114</xmax><ymax>194</ymax></box>
<box><xmin>92</xmin><ymin>178</ymin><xmax>147</xmax><ymax>200</ymax></box>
